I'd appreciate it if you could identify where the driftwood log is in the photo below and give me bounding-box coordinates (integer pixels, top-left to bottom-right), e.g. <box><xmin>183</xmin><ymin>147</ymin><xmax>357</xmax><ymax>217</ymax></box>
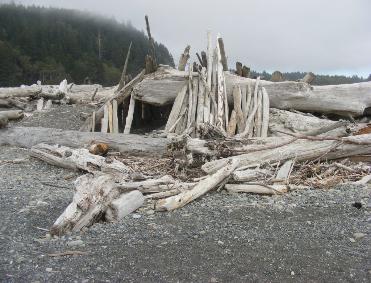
<box><xmin>132</xmin><ymin>66</ymin><xmax>371</xmax><ymax>117</ymax></box>
<box><xmin>0</xmin><ymin>127</ymin><xmax>168</xmax><ymax>156</ymax></box>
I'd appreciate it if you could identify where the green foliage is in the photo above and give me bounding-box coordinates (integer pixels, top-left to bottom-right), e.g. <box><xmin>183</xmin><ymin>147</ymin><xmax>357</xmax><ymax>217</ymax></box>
<box><xmin>0</xmin><ymin>4</ymin><xmax>174</xmax><ymax>87</ymax></box>
<box><xmin>250</xmin><ymin>70</ymin><xmax>366</xmax><ymax>85</ymax></box>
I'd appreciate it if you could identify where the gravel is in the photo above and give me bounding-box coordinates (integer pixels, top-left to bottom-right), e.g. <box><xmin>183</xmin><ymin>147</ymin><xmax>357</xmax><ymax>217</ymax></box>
<box><xmin>0</xmin><ymin>106</ymin><xmax>370</xmax><ymax>282</ymax></box>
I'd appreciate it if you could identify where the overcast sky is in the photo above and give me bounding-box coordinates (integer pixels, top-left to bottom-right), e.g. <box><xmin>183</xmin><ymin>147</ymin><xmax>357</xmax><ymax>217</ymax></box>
<box><xmin>5</xmin><ymin>0</ymin><xmax>371</xmax><ymax>77</ymax></box>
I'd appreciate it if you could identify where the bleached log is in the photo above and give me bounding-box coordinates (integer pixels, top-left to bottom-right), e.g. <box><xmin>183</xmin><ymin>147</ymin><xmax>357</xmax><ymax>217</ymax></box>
<box><xmin>187</xmin><ymin>65</ymin><xmax>194</xmax><ymax>128</ymax></box>
<box><xmin>178</xmin><ymin>45</ymin><xmax>191</xmax><ymax>71</ymax></box>
<box><xmin>30</xmin><ymin>143</ymin><xmax>131</xmax><ymax>177</ymax></box>
<box><xmin>0</xmin><ymin>98</ymin><xmax>28</xmax><ymax>110</ymax></box>
<box><xmin>123</xmin><ymin>91</ymin><xmax>135</xmax><ymax>134</ymax></box>
<box><xmin>274</xmin><ymin>160</ymin><xmax>294</xmax><ymax>184</ymax></box>
<box><xmin>145</xmin><ymin>183</ymin><xmax>195</xmax><ymax>199</ymax></box>
<box><xmin>0</xmin><ymin>110</ymin><xmax>24</xmax><ymax>120</ymax></box>
<box><xmin>36</xmin><ymin>98</ymin><xmax>44</xmax><ymax>111</ymax></box>
<box><xmin>227</xmin><ymin>110</ymin><xmax>237</xmax><ymax>136</ymax></box>
<box><xmin>225</xmin><ymin>184</ymin><xmax>288</xmax><ymax>195</ymax></box>
<box><xmin>132</xmin><ymin>66</ymin><xmax>371</xmax><ymax>117</ymax></box>
<box><xmin>117</xmin><ymin>175</ymin><xmax>175</xmax><ymax>193</ymax></box>
<box><xmin>105</xmin><ymin>190</ymin><xmax>144</xmax><ymax>222</ymax></box>
<box><xmin>112</xmin><ymin>100</ymin><xmax>119</xmax><ymax>133</ymax></box>
<box><xmin>117</xmin><ymin>42</ymin><xmax>132</xmax><ymax>93</ymax></box>
<box><xmin>156</xmin><ymin>159</ymin><xmax>239</xmax><ymax>211</ymax></box>
<box><xmin>269</xmin><ymin>108</ymin><xmax>340</xmax><ymax>136</ymax></box>
<box><xmin>241</xmin><ymin>86</ymin><xmax>248</xmax><ymax>122</ymax></box>
<box><xmin>202</xmin><ymin>134</ymin><xmax>371</xmax><ymax>174</ymax></box>
<box><xmin>233</xmin><ymin>85</ymin><xmax>245</xmax><ymax>133</ymax></box>
<box><xmin>216</xmin><ymin>38</ymin><xmax>226</xmax><ymax>129</ymax></box>
<box><xmin>255</xmin><ymin>89</ymin><xmax>263</xmax><ymax>137</ymax></box>
<box><xmin>191</xmin><ymin>76</ymin><xmax>199</xmax><ymax>130</ymax></box>
<box><xmin>0</xmin><ymin>127</ymin><xmax>168</xmax><ymax>156</ymax></box>
<box><xmin>354</xmin><ymin>174</ymin><xmax>371</xmax><ymax>185</ymax></box>
<box><xmin>108</xmin><ymin>101</ymin><xmax>113</xmax><ymax>133</ymax></box>
<box><xmin>206</xmin><ymin>31</ymin><xmax>213</xmax><ymax>88</ymax></box>
<box><xmin>101</xmin><ymin>104</ymin><xmax>109</xmax><ymax>133</ymax></box>
<box><xmin>165</xmin><ymin>84</ymin><xmax>188</xmax><ymax>132</ymax></box>
<box><xmin>261</xmin><ymin>87</ymin><xmax>270</xmax><ymax>138</ymax></box>
<box><xmin>50</xmin><ymin>174</ymin><xmax>120</xmax><ymax>235</ymax></box>
<box><xmin>44</xmin><ymin>100</ymin><xmax>52</xmax><ymax>110</ymax></box>
<box><xmin>217</xmin><ymin>37</ymin><xmax>228</xmax><ymax>71</ymax></box>
<box><xmin>196</xmin><ymin>78</ymin><xmax>205</xmax><ymax>131</ymax></box>
<box><xmin>245</xmin><ymin>82</ymin><xmax>252</xmax><ymax>119</ymax></box>
<box><xmin>0</xmin><ymin>86</ymin><xmax>42</xmax><ymax>99</ymax></box>
<box><xmin>232</xmin><ymin>168</ymin><xmax>272</xmax><ymax>182</ymax></box>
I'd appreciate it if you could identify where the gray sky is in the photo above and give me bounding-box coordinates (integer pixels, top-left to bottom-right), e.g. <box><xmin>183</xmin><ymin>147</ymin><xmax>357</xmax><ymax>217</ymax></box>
<box><xmin>7</xmin><ymin>0</ymin><xmax>371</xmax><ymax>77</ymax></box>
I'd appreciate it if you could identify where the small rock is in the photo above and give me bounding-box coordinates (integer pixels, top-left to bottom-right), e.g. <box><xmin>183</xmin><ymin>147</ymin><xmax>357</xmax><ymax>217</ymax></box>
<box><xmin>291</xmin><ymin>271</ymin><xmax>295</xmax><ymax>276</ymax></box>
<box><xmin>132</xmin><ymin>214</ymin><xmax>142</xmax><ymax>219</ymax></box>
<box><xmin>146</xmin><ymin>210</ymin><xmax>155</xmax><ymax>215</ymax></box>
<box><xmin>353</xmin><ymin>232</ymin><xmax>366</xmax><ymax>240</ymax></box>
<box><xmin>67</xmin><ymin>240</ymin><xmax>84</xmax><ymax>247</ymax></box>
<box><xmin>46</xmin><ymin>268</ymin><xmax>53</xmax><ymax>272</ymax></box>
<box><xmin>217</xmin><ymin>240</ymin><xmax>224</xmax><ymax>245</ymax></box>
<box><xmin>349</xmin><ymin>238</ymin><xmax>356</xmax><ymax>243</ymax></box>
<box><xmin>45</xmin><ymin>233</ymin><xmax>52</xmax><ymax>240</ymax></box>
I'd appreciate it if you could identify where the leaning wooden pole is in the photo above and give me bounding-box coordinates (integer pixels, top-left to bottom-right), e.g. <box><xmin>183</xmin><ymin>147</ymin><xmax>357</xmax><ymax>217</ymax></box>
<box><xmin>116</xmin><ymin>42</ymin><xmax>132</xmax><ymax>93</ymax></box>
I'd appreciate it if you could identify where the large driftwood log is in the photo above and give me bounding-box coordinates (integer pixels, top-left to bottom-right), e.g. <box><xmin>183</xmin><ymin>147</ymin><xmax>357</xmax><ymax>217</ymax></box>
<box><xmin>0</xmin><ymin>127</ymin><xmax>168</xmax><ymax>156</ymax></box>
<box><xmin>132</xmin><ymin>66</ymin><xmax>371</xmax><ymax>117</ymax></box>
<box><xmin>30</xmin><ymin>144</ymin><xmax>131</xmax><ymax>177</ymax></box>
<box><xmin>202</xmin><ymin>134</ymin><xmax>371</xmax><ymax>174</ymax></box>
<box><xmin>0</xmin><ymin>86</ymin><xmax>42</xmax><ymax>99</ymax></box>
<box><xmin>0</xmin><ymin>110</ymin><xmax>24</xmax><ymax>120</ymax></box>
<box><xmin>50</xmin><ymin>174</ymin><xmax>121</xmax><ymax>235</ymax></box>
<box><xmin>105</xmin><ymin>190</ymin><xmax>144</xmax><ymax>222</ymax></box>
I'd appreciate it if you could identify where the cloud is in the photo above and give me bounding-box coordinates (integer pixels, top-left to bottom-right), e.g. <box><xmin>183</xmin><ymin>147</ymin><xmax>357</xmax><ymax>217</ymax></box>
<box><xmin>10</xmin><ymin>0</ymin><xmax>371</xmax><ymax>77</ymax></box>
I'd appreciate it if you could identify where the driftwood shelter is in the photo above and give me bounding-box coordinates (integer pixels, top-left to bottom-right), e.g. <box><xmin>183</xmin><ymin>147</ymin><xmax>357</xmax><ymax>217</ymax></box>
<box><xmin>0</xmin><ymin>27</ymin><xmax>370</xmax><ymax>235</ymax></box>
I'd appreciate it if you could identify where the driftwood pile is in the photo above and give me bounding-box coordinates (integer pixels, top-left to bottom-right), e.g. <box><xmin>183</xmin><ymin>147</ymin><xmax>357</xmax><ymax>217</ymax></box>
<box><xmin>1</xmin><ymin>31</ymin><xmax>371</xmax><ymax>236</ymax></box>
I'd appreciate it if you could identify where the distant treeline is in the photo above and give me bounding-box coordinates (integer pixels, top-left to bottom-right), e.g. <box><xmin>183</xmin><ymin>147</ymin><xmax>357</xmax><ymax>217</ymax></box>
<box><xmin>0</xmin><ymin>4</ymin><xmax>174</xmax><ymax>87</ymax></box>
<box><xmin>250</xmin><ymin>70</ymin><xmax>370</xmax><ymax>85</ymax></box>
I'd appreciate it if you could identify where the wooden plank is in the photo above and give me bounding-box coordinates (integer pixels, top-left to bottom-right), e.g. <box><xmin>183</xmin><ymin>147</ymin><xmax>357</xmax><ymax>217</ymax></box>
<box><xmin>112</xmin><ymin>100</ymin><xmax>119</xmax><ymax>134</ymax></box>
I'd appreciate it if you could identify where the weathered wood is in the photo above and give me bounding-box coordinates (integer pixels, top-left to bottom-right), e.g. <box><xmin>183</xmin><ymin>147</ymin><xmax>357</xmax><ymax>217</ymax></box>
<box><xmin>191</xmin><ymin>75</ymin><xmax>199</xmax><ymax>130</ymax></box>
<box><xmin>227</xmin><ymin>110</ymin><xmax>237</xmax><ymax>136</ymax></box>
<box><xmin>165</xmin><ymin>84</ymin><xmax>188</xmax><ymax>133</ymax></box>
<box><xmin>105</xmin><ymin>190</ymin><xmax>144</xmax><ymax>222</ymax></box>
<box><xmin>178</xmin><ymin>45</ymin><xmax>191</xmax><ymax>71</ymax></box>
<box><xmin>155</xmin><ymin>159</ymin><xmax>239</xmax><ymax>211</ymax></box>
<box><xmin>202</xmin><ymin>134</ymin><xmax>371</xmax><ymax>174</ymax></box>
<box><xmin>271</xmin><ymin>71</ymin><xmax>285</xmax><ymax>82</ymax></box>
<box><xmin>201</xmin><ymin>51</ymin><xmax>208</xmax><ymax>68</ymax></box>
<box><xmin>117</xmin><ymin>175</ymin><xmax>176</xmax><ymax>193</ymax></box>
<box><xmin>217</xmin><ymin>37</ymin><xmax>228</xmax><ymax>71</ymax></box>
<box><xmin>232</xmin><ymin>168</ymin><xmax>272</xmax><ymax>182</ymax></box>
<box><xmin>145</xmin><ymin>15</ymin><xmax>157</xmax><ymax>68</ymax></box>
<box><xmin>50</xmin><ymin>174</ymin><xmax>120</xmax><ymax>235</ymax></box>
<box><xmin>255</xmin><ymin>89</ymin><xmax>263</xmax><ymax>137</ymax></box>
<box><xmin>206</xmin><ymin>31</ymin><xmax>213</xmax><ymax>89</ymax></box>
<box><xmin>0</xmin><ymin>114</ymin><xmax>8</xmax><ymax>128</ymax></box>
<box><xmin>112</xmin><ymin>100</ymin><xmax>119</xmax><ymax>133</ymax></box>
<box><xmin>261</xmin><ymin>87</ymin><xmax>270</xmax><ymax>138</ymax></box>
<box><xmin>196</xmin><ymin>78</ymin><xmax>205</xmax><ymax>130</ymax></box>
<box><xmin>236</xmin><ymin>62</ymin><xmax>243</xmax><ymax>76</ymax></box>
<box><xmin>241</xmin><ymin>86</ymin><xmax>248</xmax><ymax>122</ymax></box>
<box><xmin>187</xmin><ymin>65</ymin><xmax>194</xmax><ymax>128</ymax></box>
<box><xmin>233</xmin><ymin>85</ymin><xmax>245</xmax><ymax>133</ymax></box>
<box><xmin>117</xmin><ymin>42</ymin><xmax>132</xmax><ymax>93</ymax></box>
<box><xmin>31</xmin><ymin>144</ymin><xmax>131</xmax><ymax>177</ymax></box>
<box><xmin>108</xmin><ymin>102</ymin><xmax>113</xmax><ymax>133</ymax></box>
<box><xmin>0</xmin><ymin>86</ymin><xmax>42</xmax><ymax>99</ymax></box>
<box><xmin>0</xmin><ymin>98</ymin><xmax>28</xmax><ymax>109</ymax></box>
<box><xmin>301</xmin><ymin>72</ymin><xmax>315</xmax><ymax>84</ymax></box>
<box><xmin>225</xmin><ymin>184</ymin><xmax>287</xmax><ymax>195</ymax></box>
<box><xmin>0</xmin><ymin>110</ymin><xmax>24</xmax><ymax>120</ymax></box>
<box><xmin>242</xmin><ymin>66</ymin><xmax>250</xmax><ymax>78</ymax></box>
<box><xmin>101</xmin><ymin>104</ymin><xmax>109</xmax><ymax>133</ymax></box>
<box><xmin>0</xmin><ymin>127</ymin><xmax>168</xmax><ymax>156</ymax></box>
<box><xmin>36</xmin><ymin>98</ymin><xmax>44</xmax><ymax>111</ymax></box>
<box><xmin>124</xmin><ymin>91</ymin><xmax>135</xmax><ymax>134</ymax></box>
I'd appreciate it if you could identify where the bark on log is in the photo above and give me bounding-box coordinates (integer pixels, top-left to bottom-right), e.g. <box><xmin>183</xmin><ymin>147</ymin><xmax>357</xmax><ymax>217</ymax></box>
<box><xmin>0</xmin><ymin>127</ymin><xmax>168</xmax><ymax>156</ymax></box>
<box><xmin>0</xmin><ymin>86</ymin><xmax>42</xmax><ymax>99</ymax></box>
<box><xmin>155</xmin><ymin>159</ymin><xmax>239</xmax><ymax>211</ymax></box>
<box><xmin>217</xmin><ymin>37</ymin><xmax>228</xmax><ymax>71</ymax></box>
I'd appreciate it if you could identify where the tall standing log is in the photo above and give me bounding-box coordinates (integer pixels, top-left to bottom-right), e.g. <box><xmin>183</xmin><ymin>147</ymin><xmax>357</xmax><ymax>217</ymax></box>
<box><xmin>271</xmin><ymin>71</ymin><xmax>285</xmax><ymax>82</ymax></box>
<box><xmin>242</xmin><ymin>66</ymin><xmax>250</xmax><ymax>78</ymax></box>
<box><xmin>233</xmin><ymin>85</ymin><xmax>245</xmax><ymax>133</ymax></box>
<box><xmin>145</xmin><ymin>15</ymin><xmax>157</xmax><ymax>68</ymax></box>
<box><xmin>217</xmin><ymin>37</ymin><xmax>228</xmax><ymax>71</ymax></box>
<box><xmin>187</xmin><ymin>64</ymin><xmax>194</xmax><ymax>128</ymax></box>
<box><xmin>261</xmin><ymin>87</ymin><xmax>270</xmax><ymax>138</ymax></box>
<box><xmin>117</xmin><ymin>42</ymin><xmax>132</xmax><ymax>93</ymax></box>
<box><xmin>124</xmin><ymin>91</ymin><xmax>135</xmax><ymax>134</ymax></box>
<box><xmin>165</xmin><ymin>84</ymin><xmax>188</xmax><ymax>132</ymax></box>
<box><xmin>236</xmin><ymin>62</ymin><xmax>243</xmax><ymax>76</ymax></box>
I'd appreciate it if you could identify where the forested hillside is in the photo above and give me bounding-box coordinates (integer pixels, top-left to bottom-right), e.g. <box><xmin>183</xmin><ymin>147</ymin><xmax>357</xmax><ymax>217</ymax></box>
<box><xmin>0</xmin><ymin>4</ymin><xmax>174</xmax><ymax>87</ymax></box>
<box><xmin>250</xmin><ymin>71</ymin><xmax>368</xmax><ymax>85</ymax></box>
